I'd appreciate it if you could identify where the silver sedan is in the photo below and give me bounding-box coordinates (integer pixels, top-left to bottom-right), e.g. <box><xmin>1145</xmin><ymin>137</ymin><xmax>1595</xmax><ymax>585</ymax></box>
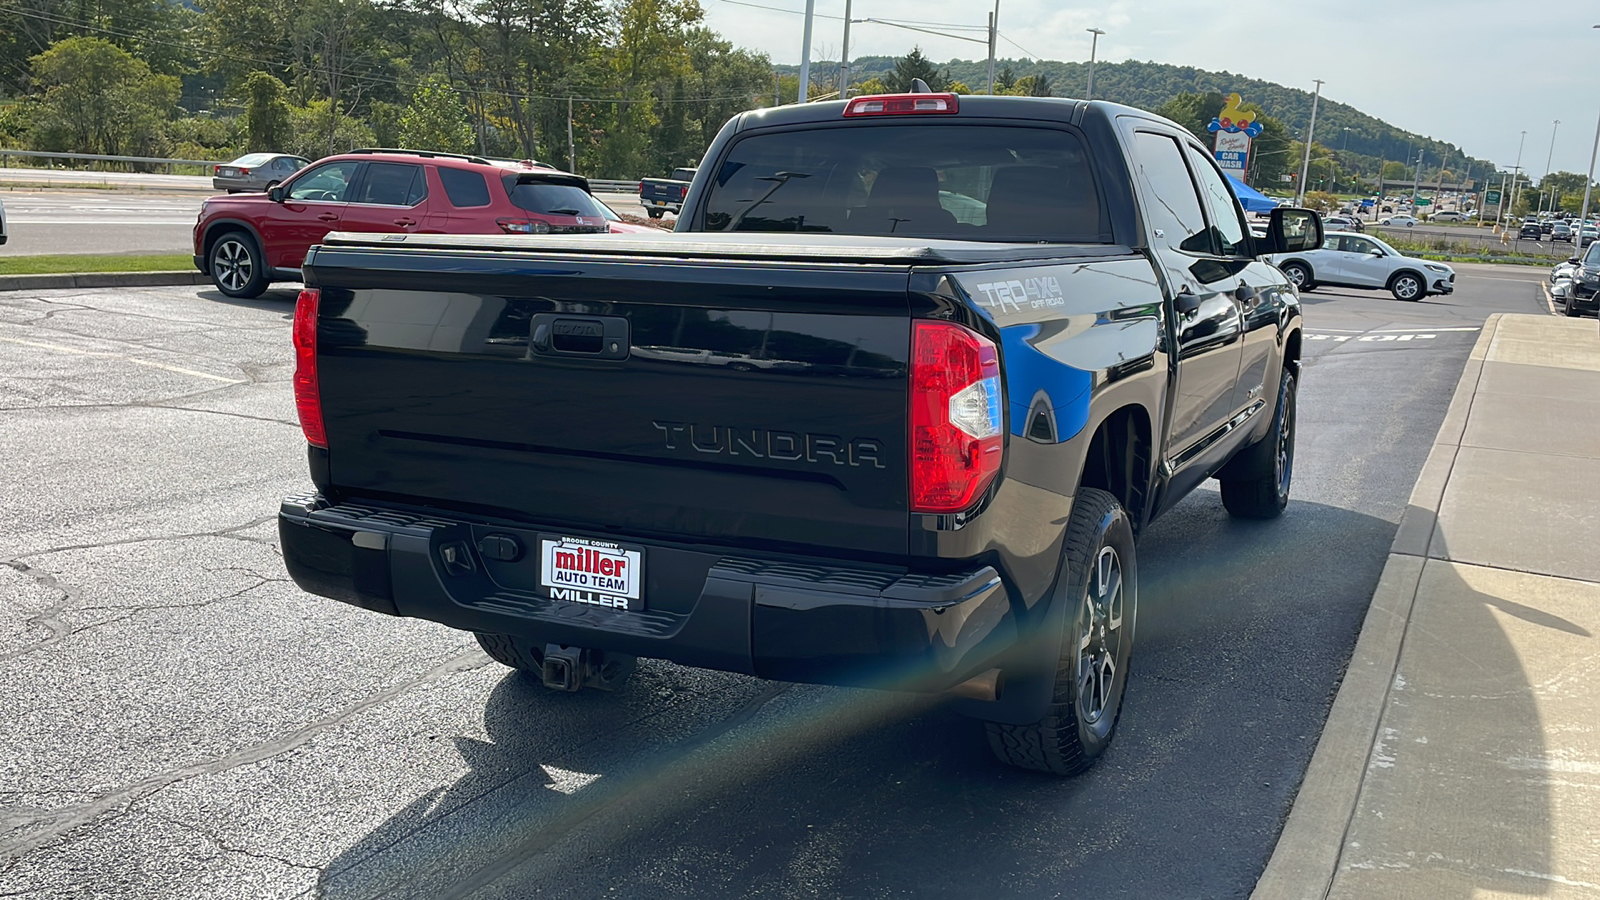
<box><xmin>211</xmin><ymin>153</ymin><xmax>310</xmax><ymax>193</ymax></box>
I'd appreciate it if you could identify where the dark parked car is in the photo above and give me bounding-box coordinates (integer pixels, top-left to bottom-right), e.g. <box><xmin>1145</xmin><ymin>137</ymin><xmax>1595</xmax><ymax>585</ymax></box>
<box><xmin>279</xmin><ymin>93</ymin><xmax>1321</xmax><ymax>776</ymax></box>
<box><xmin>1519</xmin><ymin>221</ymin><xmax>1543</xmax><ymax>241</ymax></box>
<box><xmin>212</xmin><ymin>153</ymin><xmax>311</xmax><ymax>193</ymax></box>
<box><xmin>1552</xmin><ymin>222</ymin><xmax>1574</xmax><ymax>243</ymax></box>
<box><xmin>1558</xmin><ymin>244</ymin><xmax>1600</xmax><ymax>317</ymax></box>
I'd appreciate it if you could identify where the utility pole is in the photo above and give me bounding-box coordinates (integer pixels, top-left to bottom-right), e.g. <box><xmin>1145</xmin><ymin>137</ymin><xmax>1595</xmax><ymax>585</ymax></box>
<box><xmin>1508</xmin><ymin>129</ymin><xmax>1526</xmax><ymax>218</ymax></box>
<box><xmin>774</xmin><ymin>71</ymin><xmax>780</xmax><ymax>106</ymax></box>
<box><xmin>798</xmin><ymin>0</ymin><xmax>815</xmax><ymax>103</ymax></box>
<box><xmin>987</xmin><ymin>13</ymin><xmax>997</xmax><ymax>94</ymax></box>
<box><xmin>567</xmin><ymin>97</ymin><xmax>575</xmax><ymax>173</ymax></box>
<box><xmin>1581</xmin><ymin>103</ymin><xmax>1600</xmax><ymax>231</ymax></box>
<box><xmin>839</xmin><ymin>0</ymin><xmax>853</xmax><ymax>98</ymax></box>
<box><xmin>1296</xmin><ymin>79</ymin><xmax>1324</xmax><ymax>207</ymax></box>
<box><xmin>1085</xmin><ymin>28</ymin><xmax>1105</xmax><ymax>101</ymax></box>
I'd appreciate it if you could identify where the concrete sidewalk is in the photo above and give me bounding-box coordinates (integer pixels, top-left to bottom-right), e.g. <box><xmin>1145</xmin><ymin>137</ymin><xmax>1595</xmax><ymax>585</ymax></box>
<box><xmin>1255</xmin><ymin>313</ymin><xmax>1600</xmax><ymax>899</ymax></box>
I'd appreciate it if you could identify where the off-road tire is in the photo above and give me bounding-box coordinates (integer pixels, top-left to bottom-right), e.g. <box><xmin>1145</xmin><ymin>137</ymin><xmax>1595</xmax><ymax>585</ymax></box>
<box><xmin>985</xmin><ymin>487</ymin><xmax>1137</xmax><ymax>776</ymax></box>
<box><xmin>1389</xmin><ymin>271</ymin><xmax>1424</xmax><ymax>302</ymax></box>
<box><xmin>208</xmin><ymin>230</ymin><xmax>268</xmax><ymax>299</ymax></box>
<box><xmin>1280</xmin><ymin>261</ymin><xmax>1314</xmax><ymax>292</ymax></box>
<box><xmin>1220</xmin><ymin>367</ymin><xmax>1297</xmax><ymax>519</ymax></box>
<box><xmin>475</xmin><ymin>632</ymin><xmax>545</xmax><ymax>673</ymax></box>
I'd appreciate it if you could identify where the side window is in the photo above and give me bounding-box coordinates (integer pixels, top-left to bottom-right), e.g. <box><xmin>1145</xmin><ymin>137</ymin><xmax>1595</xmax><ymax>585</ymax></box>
<box><xmin>1321</xmin><ymin>234</ymin><xmax>1343</xmax><ymax>251</ymax></box>
<box><xmin>439</xmin><ymin>167</ymin><xmax>491</xmax><ymax>208</ymax></box>
<box><xmin>1132</xmin><ymin>132</ymin><xmax>1209</xmax><ymax>254</ymax></box>
<box><xmin>354</xmin><ymin>163</ymin><xmax>425</xmax><ymax>206</ymax></box>
<box><xmin>286</xmin><ymin>161</ymin><xmax>359</xmax><ymax>202</ymax></box>
<box><xmin>1346</xmin><ymin>237</ymin><xmax>1375</xmax><ymax>255</ymax></box>
<box><xmin>1183</xmin><ymin>144</ymin><xmax>1250</xmax><ymax>257</ymax></box>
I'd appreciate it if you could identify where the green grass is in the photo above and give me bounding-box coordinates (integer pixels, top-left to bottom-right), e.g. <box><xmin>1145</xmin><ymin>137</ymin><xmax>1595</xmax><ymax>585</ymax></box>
<box><xmin>0</xmin><ymin>253</ymin><xmax>193</xmax><ymax>275</ymax></box>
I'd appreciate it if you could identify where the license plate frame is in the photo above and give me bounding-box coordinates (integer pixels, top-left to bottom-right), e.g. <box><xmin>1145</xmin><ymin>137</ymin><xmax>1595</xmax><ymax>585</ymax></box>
<box><xmin>539</xmin><ymin>535</ymin><xmax>644</xmax><ymax>611</ymax></box>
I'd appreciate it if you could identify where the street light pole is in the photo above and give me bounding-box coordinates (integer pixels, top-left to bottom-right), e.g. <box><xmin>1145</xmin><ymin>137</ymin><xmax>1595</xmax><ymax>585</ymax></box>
<box><xmin>797</xmin><ymin>0</ymin><xmax>815</xmax><ymax>103</ymax></box>
<box><xmin>1085</xmin><ymin>28</ymin><xmax>1105</xmax><ymax>100</ymax></box>
<box><xmin>1542</xmin><ymin>119</ymin><xmax>1560</xmax><ymax>213</ymax></box>
<box><xmin>1580</xmin><ymin>26</ymin><xmax>1600</xmax><ymax>234</ymax></box>
<box><xmin>1296</xmin><ymin>79</ymin><xmax>1324</xmax><ymax>207</ymax></box>
<box><xmin>1508</xmin><ymin>129</ymin><xmax>1526</xmax><ymax>218</ymax></box>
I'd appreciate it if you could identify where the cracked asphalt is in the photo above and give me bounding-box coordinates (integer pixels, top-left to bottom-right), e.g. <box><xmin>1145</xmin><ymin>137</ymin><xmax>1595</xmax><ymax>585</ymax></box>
<box><xmin>0</xmin><ymin>269</ymin><xmax>1548</xmax><ymax>899</ymax></box>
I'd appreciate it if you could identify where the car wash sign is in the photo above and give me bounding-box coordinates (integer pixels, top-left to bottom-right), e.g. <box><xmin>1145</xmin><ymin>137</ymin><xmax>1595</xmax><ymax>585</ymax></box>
<box><xmin>1208</xmin><ymin>93</ymin><xmax>1264</xmax><ymax>178</ymax></box>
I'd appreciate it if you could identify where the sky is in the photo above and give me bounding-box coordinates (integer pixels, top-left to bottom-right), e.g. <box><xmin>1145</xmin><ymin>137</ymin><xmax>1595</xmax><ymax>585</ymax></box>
<box><xmin>702</xmin><ymin>0</ymin><xmax>1600</xmax><ymax>178</ymax></box>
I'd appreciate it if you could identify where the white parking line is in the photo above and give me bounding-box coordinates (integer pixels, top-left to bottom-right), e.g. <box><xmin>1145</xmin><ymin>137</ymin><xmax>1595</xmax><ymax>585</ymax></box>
<box><xmin>0</xmin><ymin>336</ymin><xmax>242</xmax><ymax>383</ymax></box>
<box><xmin>1306</xmin><ymin>333</ymin><xmax>1440</xmax><ymax>343</ymax></box>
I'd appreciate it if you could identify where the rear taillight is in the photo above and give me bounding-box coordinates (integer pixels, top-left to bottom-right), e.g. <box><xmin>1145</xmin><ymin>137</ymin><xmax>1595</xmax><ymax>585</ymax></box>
<box><xmin>238</xmin><ymin>167</ymin><xmax>250</xmax><ymax>175</ymax></box>
<box><xmin>679</xmin><ymin>186</ymin><xmax>689</xmax><ymax>199</ymax></box>
<box><xmin>497</xmin><ymin>217</ymin><xmax>552</xmax><ymax>234</ymax></box>
<box><xmin>292</xmin><ymin>288</ymin><xmax>327</xmax><ymax>448</ymax></box>
<box><xmin>843</xmin><ymin>93</ymin><xmax>960</xmax><ymax>117</ymax></box>
<box><xmin>910</xmin><ymin>320</ymin><xmax>1002</xmax><ymax>513</ymax></box>
<box><xmin>637</xmin><ymin>182</ymin><xmax>644</xmax><ymax>195</ymax></box>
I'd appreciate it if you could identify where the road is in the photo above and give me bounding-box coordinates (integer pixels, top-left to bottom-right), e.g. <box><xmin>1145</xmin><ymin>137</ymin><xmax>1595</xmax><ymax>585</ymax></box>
<box><xmin>0</xmin><ymin>167</ymin><xmax>215</xmax><ymax>192</ymax></box>
<box><xmin>0</xmin><ymin>190</ymin><xmax>658</xmax><ymax>257</ymax></box>
<box><xmin>0</xmin><ymin>264</ymin><xmax>1549</xmax><ymax>898</ymax></box>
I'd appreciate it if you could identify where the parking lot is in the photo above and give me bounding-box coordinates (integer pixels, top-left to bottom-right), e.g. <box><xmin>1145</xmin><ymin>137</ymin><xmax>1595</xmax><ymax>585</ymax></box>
<box><xmin>0</xmin><ymin>264</ymin><xmax>1550</xmax><ymax>898</ymax></box>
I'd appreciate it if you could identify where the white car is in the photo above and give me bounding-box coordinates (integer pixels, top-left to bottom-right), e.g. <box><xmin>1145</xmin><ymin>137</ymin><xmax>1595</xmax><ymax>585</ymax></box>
<box><xmin>1269</xmin><ymin>231</ymin><xmax>1455</xmax><ymax>301</ymax></box>
<box><xmin>1380</xmin><ymin>214</ymin><xmax>1419</xmax><ymax>227</ymax></box>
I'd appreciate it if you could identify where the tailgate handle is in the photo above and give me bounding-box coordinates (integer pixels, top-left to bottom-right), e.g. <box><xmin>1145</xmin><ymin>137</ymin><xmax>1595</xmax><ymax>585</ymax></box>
<box><xmin>530</xmin><ymin>314</ymin><xmax>630</xmax><ymax>360</ymax></box>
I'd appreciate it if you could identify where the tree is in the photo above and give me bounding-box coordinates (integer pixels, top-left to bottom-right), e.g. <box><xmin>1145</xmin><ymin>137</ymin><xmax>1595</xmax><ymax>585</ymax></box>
<box><xmin>883</xmin><ymin>47</ymin><xmax>947</xmax><ymax>93</ymax></box>
<box><xmin>399</xmin><ymin>75</ymin><xmax>473</xmax><ymax>152</ymax></box>
<box><xmin>1380</xmin><ymin>160</ymin><xmax>1411</xmax><ymax>181</ymax></box>
<box><xmin>242</xmin><ymin>71</ymin><xmax>293</xmax><ymax>152</ymax></box>
<box><xmin>27</xmin><ymin>37</ymin><xmax>179</xmax><ymax>156</ymax></box>
<box><xmin>995</xmin><ymin>66</ymin><xmax>1017</xmax><ymax>93</ymax></box>
<box><xmin>1155</xmin><ymin>91</ymin><xmax>1225</xmax><ymax>144</ymax></box>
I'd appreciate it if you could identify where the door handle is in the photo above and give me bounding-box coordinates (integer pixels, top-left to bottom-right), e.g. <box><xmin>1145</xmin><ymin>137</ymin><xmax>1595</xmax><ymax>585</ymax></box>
<box><xmin>392</xmin><ymin>217</ymin><xmax>416</xmax><ymax>227</ymax></box>
<box><xmin>1174</xmin><ymin>286</ymin><xmax>1203</xmax><ymax>316</ymax></box>
<box><xmin>317</xmin><ymin>213</ymin><xmax>340</xmax><ymax>222</ymax></box>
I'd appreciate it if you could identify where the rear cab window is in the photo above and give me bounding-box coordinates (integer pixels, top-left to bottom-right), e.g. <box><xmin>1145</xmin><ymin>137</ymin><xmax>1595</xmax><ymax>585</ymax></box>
<box><xmin>700</xmin><ymin>124</ymin><xmax>1106</xmax><ymax>243</ymax></box>
<box><xmin>438</xmin><ymin>166</ymin><xmax>491</xmax><ymax>208</ymax></box>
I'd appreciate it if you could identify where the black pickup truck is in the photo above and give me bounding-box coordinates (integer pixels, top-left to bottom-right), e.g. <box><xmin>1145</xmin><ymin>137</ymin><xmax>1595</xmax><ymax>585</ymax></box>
<box><xmin>279</xmin><ymin>93</ymin><xmax>1320</xmax><ymax>775</ymax></box>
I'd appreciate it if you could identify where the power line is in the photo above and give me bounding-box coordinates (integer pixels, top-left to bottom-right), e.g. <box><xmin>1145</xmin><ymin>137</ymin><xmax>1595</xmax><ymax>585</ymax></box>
<box><xmin>996</xmin><ymin>32</ymin><xmax>1044</xmax><ymax>61</ymax></box>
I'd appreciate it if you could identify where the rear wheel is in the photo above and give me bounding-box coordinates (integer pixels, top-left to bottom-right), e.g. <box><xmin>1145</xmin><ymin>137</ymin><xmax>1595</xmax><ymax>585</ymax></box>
<box><xmin>1389</xmin><ymin>271</ymin><xmax>1424</xmax><ymax>301</ymax></box>
<box><xmin>1220</xmin><ymin>367</ymin><xmax>1297</xmax><ymax>519</ymax></box>
<box><xmin>985</xmin><ymin>488</ymin><xmax>1136</xmax><ymax>776</ymax></box>
<box><xmin>646</xmin><ymin>209</ymin><xmax>664</xmax><ymax>219</ymax></box>
<box><xmin>208</xmin><ymin>231</ymin><xmax>268</xmax><ymax>299</ymax></box>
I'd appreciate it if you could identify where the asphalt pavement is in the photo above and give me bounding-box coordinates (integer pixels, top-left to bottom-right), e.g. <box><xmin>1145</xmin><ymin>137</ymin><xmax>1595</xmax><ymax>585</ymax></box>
<box><xmin>0</xmin><ymin>263</ymin><xmax>1550</xmax><ymax>898</ymax></box>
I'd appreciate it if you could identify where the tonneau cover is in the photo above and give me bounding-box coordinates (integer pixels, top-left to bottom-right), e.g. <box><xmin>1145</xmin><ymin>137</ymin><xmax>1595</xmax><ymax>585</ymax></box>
<box><xmin>314</xmin><ymin>230</ymin><xmax>1132</xmax><ymax>266</ymax></box>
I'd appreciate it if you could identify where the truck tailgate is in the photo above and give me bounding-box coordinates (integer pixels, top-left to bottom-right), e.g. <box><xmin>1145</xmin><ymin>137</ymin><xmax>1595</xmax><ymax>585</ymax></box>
<box><xmin>304</xmin><ymin>238</ymin><xmax>916</xmax><ymax>557</ymax></box>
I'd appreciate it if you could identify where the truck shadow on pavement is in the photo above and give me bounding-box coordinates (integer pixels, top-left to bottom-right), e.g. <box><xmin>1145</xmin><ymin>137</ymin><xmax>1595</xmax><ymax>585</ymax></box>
<box><xmin>196</xmin><ymin>287</ymin><xmax>300</xmax><ymax>314</ymax></box>
<box><xmin>310</xmin><ymin>498</ymin><xmax>1551</xmax><ymax>900</ymax></box>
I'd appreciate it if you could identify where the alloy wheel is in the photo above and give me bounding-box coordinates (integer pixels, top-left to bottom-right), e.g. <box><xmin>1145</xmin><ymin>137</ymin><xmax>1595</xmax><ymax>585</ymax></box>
<box><xmin>1076</xmin><ymin>545</ymin><xmax>1125</xmax><ymax>725</ymax></box>
<box><xmin>213</xmin><ymin>238</ymin><xmax>253</xmax><ymax>293</ymax></box>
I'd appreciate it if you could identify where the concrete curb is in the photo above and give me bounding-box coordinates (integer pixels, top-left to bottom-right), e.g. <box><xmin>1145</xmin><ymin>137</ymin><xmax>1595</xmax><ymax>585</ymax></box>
<box><xmin>0</xmin><ymin>271</ymin><xmax>207</xmax><ymax>292</ymax></box>
<box><xmin>1248</xmin><ymin>316</ymin><xmax>1503</xmax><ymax>900</ymax></box>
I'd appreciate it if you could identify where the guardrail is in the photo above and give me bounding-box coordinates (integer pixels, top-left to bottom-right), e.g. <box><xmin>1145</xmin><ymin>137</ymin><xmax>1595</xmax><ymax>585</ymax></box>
<box><xmin>588</xmin><ymin>179</ymin><xmax>641</xmax><ymax>193</ymax></box>
<box><xmin>0</xmin><ymin>148</ymin><xmax>226</xmax><ymax>173</ymax></box>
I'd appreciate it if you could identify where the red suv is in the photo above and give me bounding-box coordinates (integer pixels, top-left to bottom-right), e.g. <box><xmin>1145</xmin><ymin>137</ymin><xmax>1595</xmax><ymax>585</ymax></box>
<box><xmin>193</xmin><ymin>149</ymin><xmax>654</xmax><ymax>298</ymax></box>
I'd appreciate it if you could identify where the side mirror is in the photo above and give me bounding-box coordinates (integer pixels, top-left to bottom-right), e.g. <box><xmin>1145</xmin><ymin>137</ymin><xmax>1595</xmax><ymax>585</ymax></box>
<box><xmin>268</xmin><ymin>185</ymin><xmax>286</xmax><ymax>203</ymax></box>
<box><xmin>1260</xmin><ymin>207</ymin><xmax>1324</xmax><ymax>255</ymax></box>
<box><xmin>1569</xmin><ymin>257</ymin><xmax>1581</xmax><ymax>264</ymax></box>
<box><xmin>1369</xmin><ymin>248</ymin><xmax>1384</xmax><ymax>257</ymax></box>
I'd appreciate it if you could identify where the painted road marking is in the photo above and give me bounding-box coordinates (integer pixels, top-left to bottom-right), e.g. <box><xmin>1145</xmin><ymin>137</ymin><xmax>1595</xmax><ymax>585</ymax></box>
<box><xmin>1306</xmin><ymin>333</ymin><xmax>1438</xmax><ymax>342</ymax></box>
<box><xmin>0</xmin><ymin>336</ymin><xmax>242</xmax><ymax>383</ymax></box>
